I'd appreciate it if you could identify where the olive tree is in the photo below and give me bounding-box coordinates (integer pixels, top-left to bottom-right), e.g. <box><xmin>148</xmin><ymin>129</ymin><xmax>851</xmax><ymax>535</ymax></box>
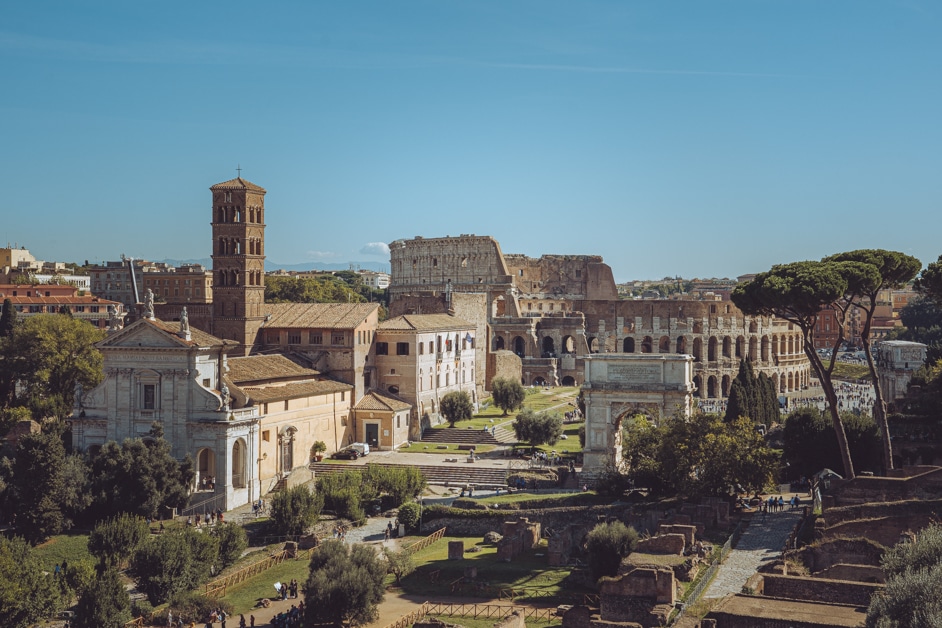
<box><xmin>440</xmin><ymin>390</ymin><xmax>473</xmax><ymax>427</ymax></box>
<box><xmin>490</xmin><ymin>377</ymin><xmax>525</xmax><ymax>416</ymax></box>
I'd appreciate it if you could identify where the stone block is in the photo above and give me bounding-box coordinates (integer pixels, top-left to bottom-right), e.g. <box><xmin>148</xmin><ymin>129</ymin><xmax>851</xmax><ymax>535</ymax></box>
<box><xmin>448</xmin><ymin>540</ymin><xmax>464</xmax><ymax>560</ymax></box>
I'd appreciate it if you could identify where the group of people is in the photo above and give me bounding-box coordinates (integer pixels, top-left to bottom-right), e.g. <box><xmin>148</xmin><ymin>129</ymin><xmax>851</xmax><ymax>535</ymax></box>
<box><xmin>268</xmin><ymin>603</ymin><xmax>303</xmax><ymax>628</ymax></box>
<box><xmin>332</xmin><ymin>524</ymin><xmax>348</xmax><ymax>541</ymax></box>
<box><xmin>186</xmin><ymin>509</ymin><xmax>224</xmax><ymax>528</ymax></box>
<box><xmin>252</xmin><ymin>499</ymin><xmax>267</xmax><ymax>517</ymax></box>
<box><xmin>277</xmin><ymin>579</ymin><xmax>299</xmax><ymax>600</ymax></box>
<box><xmin>761</xmin><ymin>494</ymin><xmax>801</xmax><ymax>513</ymax></box>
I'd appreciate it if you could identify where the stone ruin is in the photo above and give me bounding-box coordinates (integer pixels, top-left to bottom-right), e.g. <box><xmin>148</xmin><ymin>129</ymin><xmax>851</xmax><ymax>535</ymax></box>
<box><xmin>562</xmin><ymin>567</ymin><xmax>676</xmax><ymax>628</ymax></box>
<box><xmin>548</xmin><ymin>523</ymin><xmax>590</xmax><ymax>567</ymax></box>
<box><xmin>496</xmin><ymin>517</ymin><xmax>541</xmax><ymax>562</ymax></box>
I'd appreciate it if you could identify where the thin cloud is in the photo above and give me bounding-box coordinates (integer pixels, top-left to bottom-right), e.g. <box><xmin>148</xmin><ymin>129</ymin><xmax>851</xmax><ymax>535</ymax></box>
<box><xmin>306</xmin><ymin>250</ymin><xmax>338</xmax><ymax>260</ymax></box>
<box><xmin>488</xmin><ymin>62</ymin><xmax>800</xmax><ymax>79</ymax></box>
<box><xmin>360</xmin><ymin>242</ymin><xmax>390</xmax><ymax>256</ymax></box>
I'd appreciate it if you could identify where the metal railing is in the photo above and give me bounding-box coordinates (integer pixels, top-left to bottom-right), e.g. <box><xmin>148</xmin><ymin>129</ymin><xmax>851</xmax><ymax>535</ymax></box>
<box><xmin>669</xmin><ymin>519</ymin><xmax>745</xmax><ymax>625</ymax></box>
<box><xmin>181</xmin><ymin>492</ymin><xmax>227</xmax><ymax>518</ymax></box>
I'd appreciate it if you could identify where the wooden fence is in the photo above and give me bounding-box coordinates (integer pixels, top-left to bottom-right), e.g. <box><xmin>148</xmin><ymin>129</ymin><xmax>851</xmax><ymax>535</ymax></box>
<box><xmin>426</xmin><ymin>602</ymin><xmax>557</xmax><ymax>621</ymax></box>
<box><xmin>403</xmin><ymin>527</ymin><xmax>447</xmax><ymax>554</ymax></box>
<box><xmin>381</xmin><ymin>602</ymin><xmax>431</xmax><ymax>628</ymax></box>
<box><xmin>204</xmin><ymin>547</ymin><xmax>314</xmax><ymax>599</ymax></box>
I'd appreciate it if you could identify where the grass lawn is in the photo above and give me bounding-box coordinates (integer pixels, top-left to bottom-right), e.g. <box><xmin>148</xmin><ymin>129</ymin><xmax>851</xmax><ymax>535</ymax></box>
<box><xmin>400</xmin><ymin>535</ymin><xmax>582</xmax><ymax>601</ymax></box>
<box><xmin>831</xmin><ymin>362</ymin><xmax>871</xmax><ymax>381</ymax></box>
<box><xmin>32</xmin><ymin>530</ymin><xmax>93</xmax><ymax>571</ymax></box>
<box><xmin>429</xmin><ymin>387</ymin><xmax>581</xmax><ymax>433</ymax></box>
<box><xmin>220</xmin><ymin>554</ymin><xmax>312</xmax><ymax>615</ymax></box>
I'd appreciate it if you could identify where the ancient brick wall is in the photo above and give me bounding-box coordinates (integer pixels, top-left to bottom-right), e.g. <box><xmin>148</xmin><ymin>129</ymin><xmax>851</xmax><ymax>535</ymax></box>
<box><xmin>814</xmin><ymin>564</ymin><xmax>884</xmax><ymax>583</ymax></box>
<box><xmin>761</xmin><ymin>574</ymin><xmax>882</xmax><ymax>607</ymax></box>
<box><xmin>634</xmin><ymin>533</ymin><xmax>686</xmax><ymax>555</ymax></box>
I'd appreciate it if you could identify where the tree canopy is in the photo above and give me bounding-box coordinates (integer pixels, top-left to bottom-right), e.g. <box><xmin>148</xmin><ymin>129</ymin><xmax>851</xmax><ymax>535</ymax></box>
<box><xmin>825</xmin><ymin>249</ymin><xmax>921</xmax><ymax>472</ymax></box>
<box><xmin>915</xmin><ymin>254</ymin><xmax>942</xmax><ymax>304</ymax></box>
<box><xmin>585</xmin><ymin>521</ymin><xmax>639</xmax><ymax>581</ymax></box>
<box><xmin>867</xmin><ymin>523</ymin><xmax>942</xmax><ymax>627</ymax></box>
<box><xmin>724</xmin><ymin>360</ymin><xmax>779</xmax><ymax>426</ymax></box>
<box><xmin>0</xmin><ymin>535</ymin><xmax>62</xmax><ymax>628</ymax></box>
<box><xmin>88</xmin><ymin>424</ymin><xmax>194</xmax><ymax>520</ymax></box>
<box><xmin>271</xmin><ymin>485</ymin><xmax>324</xmax><ymax>536</ymax></box>
<box><xmin>490</xmin><ymin>377</ymin><xmax>525</xmax><ymax>416</ymax></box>
<box><xmin>439</xmin><ymin>390</ymin><xmax>473</xmax><ymax>427</ymax></box>
<box><xmin>12</xmin><ymin>429</ymin><xmax>67</xmax><ymax>543</ymax></box>
<box><xmin>0</xmin><ymin>314</ymin><xmax>105</xmax><ymax>421</ymax></box>
<box><xmin>732</xmin><ymin>260</ymin><xmax>881</xmax><ymax>479</ymax></box>
<box><xmin>622</xmin><ymin>412</ymin><xmax>778</xmax><ymax>497</ymax></box>
<box><xmin>782</xmin><ymin>407</ymin><xmax>882</xmax><ymax>480</ymax></box>
<box><xmin>303</xmin><ymin>539</ymin><xmax>387</xmax><ymax>627</ymax></box>
<box><xmin>512</xmin><ymin>408</ymin><xmax>563</xmax><ymax>447</ymax></box>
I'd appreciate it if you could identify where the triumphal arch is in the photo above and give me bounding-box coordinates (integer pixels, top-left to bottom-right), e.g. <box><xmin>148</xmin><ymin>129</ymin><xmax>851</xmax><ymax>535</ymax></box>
<box><xmin>582</xmin><ymin>354</ymin><xmax>695</xmax><ymax>476</ymax></box>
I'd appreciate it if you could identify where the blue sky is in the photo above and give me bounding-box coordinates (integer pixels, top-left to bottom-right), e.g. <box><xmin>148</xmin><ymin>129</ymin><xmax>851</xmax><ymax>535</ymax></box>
<box><xmin>2</xmin><ymin>1</ymin><xmax>940</xmax><ymax>282</ymax></box>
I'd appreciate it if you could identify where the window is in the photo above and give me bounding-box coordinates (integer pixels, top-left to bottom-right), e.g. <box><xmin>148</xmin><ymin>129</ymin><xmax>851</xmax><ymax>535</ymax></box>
<box><xmin>263</xmin><ymin>430</ymin><xmax>270</xmax><ymax>442</ymax></box>
<box><xmin>396</xmin><ymin>342</ymin><xmax>409</xmax><ymax>356</ymax></box>
<box><xmin>143</xmin><ymin>384</ymin><xmax>156</xmax><ymax>410</ymax></box>
<box><xmin>284</xmin><ymin>400</ymin><xmax>289</xmax><ymax>411</ymax></box>
<box><xmin>332</xmin><ymin>333</ymin><xmax>345</xmax><ymax>345</ymax></box>
<box><xmin>310</xmin><ymin>332</ymin><xmax>322</xmax><ymax>344</ymax></box>
<box><xmin>203</xmin><ymin>378</ymin><xmax>211</xmax><ymax>387</ymax></box>
<box><xmin>376</xmin><ymin>342</ymin><xmax>389</xmax><ymax>355</ymax></box>
<box><xmin>418</xmin><ymin>343</ymin><xmax>424</xmax><ymax>355</ymax></box>
<box><xmin>288</xmin><ymin>332</ymin><xmax>301</xmax><ymax>344</ymax></box>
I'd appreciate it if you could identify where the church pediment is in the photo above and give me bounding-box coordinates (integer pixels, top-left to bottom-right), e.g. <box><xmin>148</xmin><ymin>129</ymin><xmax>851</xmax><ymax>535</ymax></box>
<box><xmin>97</xmin><ymin>319</ymin><xmax>192</xmax><ymax>350</ymax></box>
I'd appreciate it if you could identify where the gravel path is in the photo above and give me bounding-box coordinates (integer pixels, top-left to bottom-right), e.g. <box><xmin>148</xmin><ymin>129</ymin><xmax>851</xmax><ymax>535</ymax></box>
<box><xmin>703</xmin><ymin>506</ymin><xmax>804</xmax><ymax>599</ymax></box>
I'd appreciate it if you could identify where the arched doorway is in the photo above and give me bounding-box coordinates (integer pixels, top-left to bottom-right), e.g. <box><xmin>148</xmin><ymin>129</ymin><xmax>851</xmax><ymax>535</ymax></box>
<box><xmin>693</xmin><ymin>338</ymin><xmax>702</xmax><ymax>361</ymax></box>
<box><xmin>708</xmin><ymin>337</ymin><xmax>718</xmax><ymax>361</ymax></box>
<box><xmin>723</xmin><ymin>336</ymin><xmax>732</xmax><ymax>358</ymax></box>
<box><xmin>623</xmin><ymin>337</ymin><xmax>635</xmax><ymax>353</ymax></box>
<box><xmin>231</xmin><ymin>439</ymin><xmax>246</xmax><ymax>488</ymax></box>
<box><xmin>512</xmin><ymin>336</ymin><xmax>526</xmax><ymax>357</ymax></box>
<box><xmin>562</xmin><ymin>335</ymin><xmax>575</xmax><ymax>354</ymax></box>
<box><xmin>542</xmin><ymin>336</ymin><xmax>556</xmax><ymax>357</ymax></box>
<box><xmin>707</xmin><ymin>376</ymin><xmax>717</xmax><ymax>398</ymax></box>
<box><xmin>659</xmin><ymin>336</ymin><xmax>670</xmax><ymax>353</ymax></box>
<box><xmin>641</xmin><ymin>336</ymin><xmax>653</xmax><ymax>353</ymax></box>
<box><xmin>197</xmin><ymin>448</ymin><xmax>216</xmax><ymax>491</ymax></box>
<box><xmin>533</xmin><ymin>376</ymin><xmax>546</xmax><ymax>386</ymax></box>
<box><xmin>676</xmin><ymin>336</ymin><xmax>687</xmax><ymax>353</ymax></box>
<box><xmin>493</xmin><ymin>335</ymin><xmax>505</xmax><ymax>351</ymax></box>
<box><xmin>562</xmin><ymin>376</ymin><xmax>576</xmax><ymax>386</ymax></box>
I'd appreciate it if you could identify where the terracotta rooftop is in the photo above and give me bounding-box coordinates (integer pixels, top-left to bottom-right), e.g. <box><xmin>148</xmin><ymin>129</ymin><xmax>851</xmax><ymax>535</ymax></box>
<box><xmin>379</xmin><ymin>313</ymin><xmax>475</xmax><ymax>332</ymax></box>
<box><xmin>263</xmin><ymin>302</ymin><xmax>379</xmax><ymax>329</ymax></box>
<box><xmin>210</xmin><ymin>177</ymin><xmax>266</xmax><ymax>193</ymax></box>
<box><xmin>2</xmin><ymin>295</ymin><xmax>122</xmax><ymax>307</ymax></box>
<box><xmin>227</xmin><ymin>354</ymin><xmax>320</xmax><ymax>385</ymax></box>
<box><xmin>239</xmin><ymin>379</ymin><xmax>351</xmax><ymax>404</ymax></box>
<box><xmin>145</xmin><ymin>318</ymin><xmax>232</xmax><ymax>348</ymax></box>
<box><xmin>355</xmin><ymin>389</ymin><xmax>412</xmax><ymax>412</ymax></box>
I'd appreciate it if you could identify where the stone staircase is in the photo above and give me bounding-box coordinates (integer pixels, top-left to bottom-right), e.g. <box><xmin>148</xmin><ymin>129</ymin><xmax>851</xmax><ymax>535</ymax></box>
<box><xmin>309</xmin><ymin>461</ymin><xmax>509</xmax><ymax>488</ymax></box>
<box><xmin>421</xmin><ymin>425</ymin><xmax>516</xmax><ymax>446</ymax></box>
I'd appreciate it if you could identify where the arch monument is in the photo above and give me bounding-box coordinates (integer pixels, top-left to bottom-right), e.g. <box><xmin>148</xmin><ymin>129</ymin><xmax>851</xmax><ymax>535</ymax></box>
<box><xmin>582</xmin><ymin>354</ymin><xmax>695</xmax><ymax>477</ymax></box>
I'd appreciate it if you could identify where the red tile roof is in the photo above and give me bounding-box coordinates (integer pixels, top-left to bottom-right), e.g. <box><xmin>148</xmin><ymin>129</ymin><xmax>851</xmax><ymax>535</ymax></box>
<box><xmin>379</xmin><ymin>313</ymin><xmax>474</xmax><ymax>332</ymax></box>
<box><xmin>263</xmin><ymin>303</ymin><xmax>379</xmax><ymax>329</ymax></box>
<box><xmin>210</xmin><ymin>177</ymin><xmax>266</xmax><ymax>192</ymax></box>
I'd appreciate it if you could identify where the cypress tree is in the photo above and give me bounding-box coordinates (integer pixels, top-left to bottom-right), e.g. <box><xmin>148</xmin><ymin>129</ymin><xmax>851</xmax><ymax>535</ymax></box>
<box><xmin>0</xmin><ymin>298</ymin><xmax>15</xmax><ymax>337</ymax></box>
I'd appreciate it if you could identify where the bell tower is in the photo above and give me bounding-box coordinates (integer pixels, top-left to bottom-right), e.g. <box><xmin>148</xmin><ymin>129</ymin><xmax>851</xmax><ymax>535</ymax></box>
<box><xmin>210</xmin><ymin>175</ymin><xmax>267</xmax><ymax>355</ymax></box>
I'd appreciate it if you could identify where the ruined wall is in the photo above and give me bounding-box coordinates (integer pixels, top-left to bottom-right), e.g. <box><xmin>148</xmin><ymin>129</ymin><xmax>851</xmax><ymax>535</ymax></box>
<box><xmin>760</xmin><ymin>574</ymin><xmax>882</xmax><ymax>607</ymax></box>
<box><xmin>814</xmin><ymin>564</ymin><xmax>884</xmax><ymax>583</ymax></box>
<box><xmin>389</xmin><ymin>235</ymin><xmax>512</xmax><ymax>295</ymax></box>
<box><xmin>504</xmin><ymin>254</ymin><xmax>618</xmax><ymax>301</ymax></box>
<box><xmin>487</xmin><ymin>350</ymin><xmax>523</xmax><ymax>388</ymax></box>
<box><xmin>824</xmin><ymin>466</ymin><xmax>942</xmax><ymax>508</ymax></box>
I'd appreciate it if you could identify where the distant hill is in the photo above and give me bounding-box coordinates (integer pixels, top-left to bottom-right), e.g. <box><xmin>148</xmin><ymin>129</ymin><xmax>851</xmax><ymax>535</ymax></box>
<box><xmin>158</xmin><ymin>258</ymin><xmax>390</xmax><ymax>273</ymax></box>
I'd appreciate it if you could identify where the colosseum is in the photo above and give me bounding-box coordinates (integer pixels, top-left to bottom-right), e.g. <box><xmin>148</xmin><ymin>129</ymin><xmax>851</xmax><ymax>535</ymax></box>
<box><xmin>388</xmin><ymin>235</ymin><xmax>810</xmax><ymax>402</ymax></box>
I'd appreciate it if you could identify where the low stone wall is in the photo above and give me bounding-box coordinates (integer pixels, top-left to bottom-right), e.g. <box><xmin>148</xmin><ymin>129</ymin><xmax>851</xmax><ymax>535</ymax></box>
<box><xmin>822</xmin><ymin>497</ymin><xmax>942</xmax><ymax>527</ymax></box>
<box><xmin>760</xmin><ymin>574</ymin><xmax>882</xmax><ymax>607</ymax></box>
<box><xmin>821</xmin><ymin>513</ymin><xmax>936</xmax><ymax>547</ymax></box>
<box><xmin>634</xmin><ymin>533</ymin><xmax>685</xmax><ymax>555</ymax></box>
<box><xmin>814</xmin><ymin>564</ymin><xmax>884</xmax><ymax>584</ymax></box>
<box><xmin>419</xmin><ymin>504</ymin><xmax>630</xmax><ymax>536</ymax></box>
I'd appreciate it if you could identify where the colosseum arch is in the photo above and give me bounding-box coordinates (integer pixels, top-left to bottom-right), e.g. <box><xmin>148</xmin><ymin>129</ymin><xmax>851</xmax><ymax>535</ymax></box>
<box><xmin>658</xmin><ymin>336</ymin><xmax>670</xmax><ymax>353</ymax></box>
<box><xmin>708</xmin><ymin>337</ymin><xmax>718</xmax><ymax>361</ymax></box>
<box><xmin>735</xmin><ymin>336</ymin><xmax>745</xmax><ymax>358</ymax></box>
<box><xmin>493</xmin><ymin>335</ymin><xmax>505</xmax><ymax>351</ymax></box>
<box><xmin>542</xmin><ymin>336</ymin><xmax>555</xmax><ymax>356</ymax></box>
<box><xmin>723</xmin><ymin>336</ymin><xmax>732</xmax><ymax>358</ymax></box>
<box><xmin>623</xmin><ymin>337</ymin><xmax>635</xmax><ymax>353</ymax></box>
<box><xmin>642</xmin><ymin>336</ymin><xmax>653</xmax><ymax>353</ymax></box>
<box><xmin>512</xmin><ymin>336</ymin><xmax>526</xmax><ymax>357</ymax></box>
<box><xmin>562</xmin><ymin>335</ymin><xmax>575</xmax><ymax>354</ymax></box>
<box><xmin>749</xmin><ymin>337</ymin><xmax>758</xmax><ymax>362</ymax></box>
<box><xmin>693</xmin><ymin>338</ymin><xmax>703</xmax><ymax>361</ymax></box>
<box><xmin>581</xmin><ymin>354</ymin><xmax>694</xmax><ymax>477</ymax></box>
<box><xmin>676</xmin><ymin>336</ymin><xmax>687</xmax><ymax>354</ymax></box>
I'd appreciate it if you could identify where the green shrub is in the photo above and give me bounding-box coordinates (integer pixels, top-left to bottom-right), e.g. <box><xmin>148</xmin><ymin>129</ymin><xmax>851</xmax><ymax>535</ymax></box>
<box><xmin>397</xmin><ymin>502</ymin><xmax>421</xmax><ymax>529</ymax></box>
<box><xmin>585</xmin><ymin>521</ymin><xmax>639</xmax><ymax>581</ymax></box>
<box><xmin>166</xmin><ymin>591</ymin><xmax>231</xmax><ymax>624</ymax></box>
